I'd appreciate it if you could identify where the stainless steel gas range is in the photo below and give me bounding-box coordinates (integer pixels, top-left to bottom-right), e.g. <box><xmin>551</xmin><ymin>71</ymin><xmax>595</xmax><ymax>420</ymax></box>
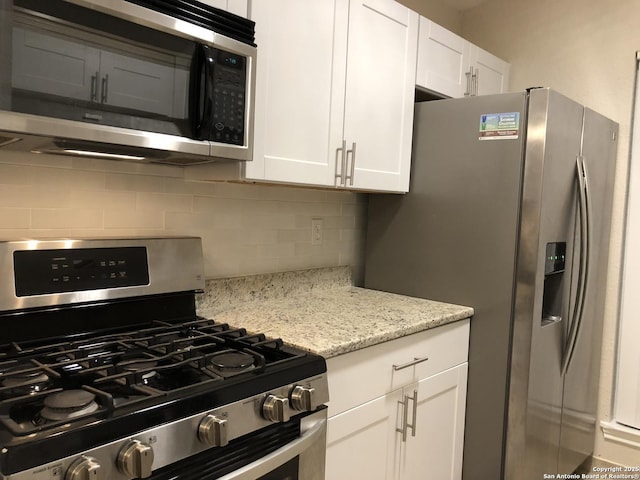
<box><xmin>0</xmin><ymin>237</ymin><xmax>329</xmax><ymax>480</ymax></box>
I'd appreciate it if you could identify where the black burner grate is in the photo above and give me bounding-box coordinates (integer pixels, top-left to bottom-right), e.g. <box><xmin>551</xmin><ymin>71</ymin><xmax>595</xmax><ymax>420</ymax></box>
<box><xmin>0</xmin><ymin>317</ymin><xmax>303</xmax><ymax>436</ymax></box>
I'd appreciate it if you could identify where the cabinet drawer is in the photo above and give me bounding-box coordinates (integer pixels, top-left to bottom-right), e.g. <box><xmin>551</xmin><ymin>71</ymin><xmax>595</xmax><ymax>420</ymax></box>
<box><xmin>327</xmin><ymin>319</ymin><xmax>469</xmax><ymax>417</ymax></box>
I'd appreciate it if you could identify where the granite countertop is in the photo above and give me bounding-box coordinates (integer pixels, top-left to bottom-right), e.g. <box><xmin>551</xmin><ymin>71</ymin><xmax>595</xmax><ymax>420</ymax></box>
<box><xmin>196</xmin><ymin>267</ymin><xmax>473</xmax><ymax>358</ymax></box>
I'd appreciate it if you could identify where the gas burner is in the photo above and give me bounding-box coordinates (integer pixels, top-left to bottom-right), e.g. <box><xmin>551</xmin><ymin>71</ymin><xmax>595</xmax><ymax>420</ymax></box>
<box><xmin>119</xmin><ymin>359</ymin><xmax>158</xmax><ymax>372</ymax></box>
<box><xmin>0</xmin><ymin>238</ymin><xmax>328</xmax><ymax>479</ymax></box>
<box><xmin>119</xmin><ymin>359</ymin><xmax>158</xmax><ymax>385</ymax></box>
<box><xmin>40</xmin><ymin>390</ymin><xmax>99</xmax><ymax>421</ymax></box>
<box><xmin>0</xmin><ymin>366</ymin><xmax>51</xmax><ymax>395</ymax></box>
<box><xmin>207</xmin><ymin>350</ymin><xmax>256</xmax><ymax>377</ymax></box>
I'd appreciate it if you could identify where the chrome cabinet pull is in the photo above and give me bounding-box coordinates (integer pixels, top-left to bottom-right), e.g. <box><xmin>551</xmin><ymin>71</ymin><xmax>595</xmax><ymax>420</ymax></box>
<box><xmin>465</xmin><ymin>69</ymin><xmax>471</xmax><ymax>96</ymax></box>
<box><xmin>90</xmin><ymin>72</ymin><xmax>98</xmax><ymax>102</ymax></box>
<box><xmin>335</xmin><ymin>140</ymin><xmax>347</xmax><ymax>186</ymax></box>
<box><xmin>397</xmin><ymin>393</ymin><xmax>410</xmax><ymax>442</ymax></box>
<box><xmin>345</xmin><ymin>142</ymin><xmax>356</xmax><ymax>186</ymax></box>
<box><xmin>407</xmin><ymin>389</ymin><xmax>417</xmax><ymax>438</ymax></box>
<box><xmin>472</xmin><ymin>67</ymin><xmax>479</xmax><ymax>96</ymax></box>
<box><xmin>101</xmin><ymin>74</ymin><xmax>109</xmax><ymax>104</ymax></box>
<box><xmin>349</xmin><ymin>142</ymin><xmax>356</xmax><ymax>186</ymax></box>
<box><xmin>393</xmin><ymin>356</ymin><xmax>429</xmax><ymax>371</ymax></box>
<box><xmin>396</xmin><ymin>389</ymin><xmax>418</xmax><ymax>442</ymax></box>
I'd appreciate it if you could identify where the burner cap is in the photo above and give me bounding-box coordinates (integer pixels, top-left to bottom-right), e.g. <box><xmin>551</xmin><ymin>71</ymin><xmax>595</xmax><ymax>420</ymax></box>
<box><xmin>119</xmin><ymin>359</ymin><xmax>158</xmax><ymax>384</ymax></box>
<box><xmin>120</xmin><ymin>360</ymin><xmax>158</xmax><ymax>372</ymax></box>
<box><xmin>1</xmin><ymin>366</ymin><xmax>50</xmax><ymax>390</ymax></box>
<box><xmin>41</xmin><ymin>390</ymin><xmax>99</xmax><ymax>421</ymax></box>
<box><xmin>208</xmin><ymin>351</ymin><xmax>255</xmax><ymax>377</ymax></box>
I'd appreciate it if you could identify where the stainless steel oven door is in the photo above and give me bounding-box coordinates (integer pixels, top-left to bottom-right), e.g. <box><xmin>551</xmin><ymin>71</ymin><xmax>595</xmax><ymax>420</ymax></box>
<box><xmin>219</xmin><ymin>409</ymin><xmax>327</xmax><ymax>480</ymax></box>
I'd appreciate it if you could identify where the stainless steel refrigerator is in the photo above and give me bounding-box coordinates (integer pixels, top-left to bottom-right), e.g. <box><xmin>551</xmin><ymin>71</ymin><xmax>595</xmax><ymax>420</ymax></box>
<box><xmin>364</xmin><ymin>88</ymin><xmax>617</xmax><ymax>480</ymax></box>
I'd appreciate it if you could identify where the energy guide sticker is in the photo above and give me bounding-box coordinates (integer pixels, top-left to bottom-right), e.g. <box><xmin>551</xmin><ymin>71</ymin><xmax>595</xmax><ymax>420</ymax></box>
<box><xmin>479</xmin><ymin>112</ymin><xmax>520</xmax><ymax>140</ymax></box>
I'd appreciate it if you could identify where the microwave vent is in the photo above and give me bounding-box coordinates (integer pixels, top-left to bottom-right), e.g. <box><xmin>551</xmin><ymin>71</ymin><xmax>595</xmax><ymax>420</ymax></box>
<box><xmin>126</xmin><ymin>0</ymin><xmax>256</xmax><ymax>46</ymax></box>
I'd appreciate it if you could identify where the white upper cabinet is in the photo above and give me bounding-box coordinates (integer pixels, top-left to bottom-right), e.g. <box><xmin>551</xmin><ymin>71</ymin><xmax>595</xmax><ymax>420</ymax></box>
<box><xmin>416</xmin><ymin>18</ymin><xmax>469</xmax><ymax>98</ymax></box>
<box><xmin>342</xmin><ymin>0</ymin><xmax>418</xmax><ymax>192</ymax></box>
<box><xmin>198</xmin><ymin>0</ymin><xmax>248</xmax><ymax>18</ymax></box>
<box><xmin>245</xmin><ymin>0</ymin><xmax>346</xmax><ymax>186</ymax></box>
<box><xmin>469</xmin><ymin>44</ymin><xmax>510</xmax><ymax>96</ymax></box>
<box><xmin>416</xmin><ymin>17</ymin><xmax>509</xmax><ymax>98</ymax></box>
<box><xmin>247</xmin><ymin>0</ymin><xmax>418</xmax><ymax>193</ymax></box>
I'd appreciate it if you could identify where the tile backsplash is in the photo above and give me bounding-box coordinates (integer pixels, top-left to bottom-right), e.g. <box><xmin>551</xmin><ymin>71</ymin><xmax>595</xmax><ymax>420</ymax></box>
<box><xmin>0</xmin><ymin>151</ymin><xmax>367</xmax><ymax>280</ymax></box>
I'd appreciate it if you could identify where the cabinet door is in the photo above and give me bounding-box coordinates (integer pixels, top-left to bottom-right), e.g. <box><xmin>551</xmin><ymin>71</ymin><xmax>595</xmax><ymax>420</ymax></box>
<box><xmin>416</xmin><ymin>18</ymin><xmax>469</xmax><ymax>99</ymax></box>
<box><xmin>469</xmin><ymin>45</ymin><xmax>509</xmax><ymax>96</ymax></box>
<box><xmin>246</xmin><ymin>0</ymin><xmax>347</xmax><ymax>185</ymax></box>
<box><xmin>326</xmin><ymin>391</ymin><xmax>402</xmax><ymax>480</ymax></box>
<box><xmin>99</xmin><ymin>50</ymin><xmax>177</xmax><ymax>117</ymax></box>
<box><xmin>399</xmin><ymin>364</ymin><xmax>468</xmax><ymax>480</ymax></box>
<box><xmin>12</xmin><ymin>27</ymin><xmax>99</xmax><ymax>102</ymax></box>
<box><xmin>342</xmin><ymin>0</ymin><xmax>418</xmax><ymax>192</ymax></box>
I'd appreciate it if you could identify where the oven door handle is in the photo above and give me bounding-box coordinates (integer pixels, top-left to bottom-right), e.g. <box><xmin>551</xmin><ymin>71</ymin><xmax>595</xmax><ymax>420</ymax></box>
<box><xmin>217</xmin><ymin>414</ymin><xmax>326</xmax><ymax>480</ymax></box>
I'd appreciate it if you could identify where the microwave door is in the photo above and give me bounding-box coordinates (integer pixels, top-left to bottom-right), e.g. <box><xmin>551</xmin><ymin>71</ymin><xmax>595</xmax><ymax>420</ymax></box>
<box><xmin>0</xmin><ymin>0</ymin><xmax>230</xmax><ymax>163</ymax></box>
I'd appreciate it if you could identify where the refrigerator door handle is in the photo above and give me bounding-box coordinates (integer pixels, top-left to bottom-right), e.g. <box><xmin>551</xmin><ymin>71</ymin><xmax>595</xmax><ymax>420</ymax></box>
<box><xmin>562</xmin><ymin>156</ymin><xmax>591</xmax><ymax>375</ymax></box>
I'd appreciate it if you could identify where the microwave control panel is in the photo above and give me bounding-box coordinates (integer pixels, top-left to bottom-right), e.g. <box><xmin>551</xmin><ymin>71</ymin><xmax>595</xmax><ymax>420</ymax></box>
<box><xmin>212</xmin><ymin>50</ymin><xmax>246</xmax><ymax>146</ymax></box>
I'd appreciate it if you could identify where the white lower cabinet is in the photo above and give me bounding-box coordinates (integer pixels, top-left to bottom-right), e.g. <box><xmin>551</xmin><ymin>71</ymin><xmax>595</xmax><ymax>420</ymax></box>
<box><xmin>326</xmin><ymin>319</ymin><xmax>470</xmax><ymax>480</ymax></box>
<box><xmin>326</xmin><ymin>391</ymin><xmax>401</xmax><ymax>479</ymax></box>
<box><xmin>399</xmin><ymin>365</ymin><xmax>468</xmax><ymax>479</ymax></box>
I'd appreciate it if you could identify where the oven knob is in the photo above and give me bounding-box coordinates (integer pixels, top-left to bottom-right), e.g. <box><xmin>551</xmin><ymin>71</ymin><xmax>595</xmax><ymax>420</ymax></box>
<box><xmin>290</xmin><ymin>385</ymin><xmax>317</xmax><ymax>412</ymax></box>
<box><xmin>117</xmin><ymin>440</ymin><xmax>154</xmax><ymax>479</ymax></box>
<box><xmin>198</xmin><ymin>414</ymin><xmax>229</xmax><ymax>447</ymax></box>
<box><xmin>262</xmin><ymin>394</ymin><xmax>290</xmax><ymax>423</ymax></box>
<box><xmin>65</xmin><ymin>456</ymin><xmax>104</xmax><ymax>480</ymax></box>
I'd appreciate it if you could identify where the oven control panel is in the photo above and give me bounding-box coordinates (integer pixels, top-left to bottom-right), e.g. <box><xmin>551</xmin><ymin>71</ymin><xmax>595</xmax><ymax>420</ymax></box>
<box><xmin>13</xmin><ymin>247</ymin><xmax>150</xmax><ymax>296</ymax></box>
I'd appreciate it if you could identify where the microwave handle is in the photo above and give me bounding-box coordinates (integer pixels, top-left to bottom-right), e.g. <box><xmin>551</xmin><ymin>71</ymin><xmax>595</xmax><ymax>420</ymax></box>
<box><xmin>189</xmin><ymin>44</ymin><xmax>215</xmax><ymax>140</ymax></box>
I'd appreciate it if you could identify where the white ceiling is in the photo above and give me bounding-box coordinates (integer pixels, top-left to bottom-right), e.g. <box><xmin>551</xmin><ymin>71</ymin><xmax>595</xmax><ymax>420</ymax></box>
<box><xmin>438</xmin><ymin>0</ymin><xmax>488</xmax><ymax>11</ymax></box>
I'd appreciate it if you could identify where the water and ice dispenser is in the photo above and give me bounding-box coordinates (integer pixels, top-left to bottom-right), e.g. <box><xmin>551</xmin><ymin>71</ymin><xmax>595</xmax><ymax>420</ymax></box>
<box><xmin>542</xmin><ymin>242</ymin><xmax>566</xmax><ymax>326</ymax></box>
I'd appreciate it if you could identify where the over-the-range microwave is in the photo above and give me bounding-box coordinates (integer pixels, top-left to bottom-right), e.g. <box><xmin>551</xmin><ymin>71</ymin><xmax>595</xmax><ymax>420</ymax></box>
<box><xmin>0</xmin><ymin>0</ymin><xmax>256</xmax><ymax>165</ymax></box>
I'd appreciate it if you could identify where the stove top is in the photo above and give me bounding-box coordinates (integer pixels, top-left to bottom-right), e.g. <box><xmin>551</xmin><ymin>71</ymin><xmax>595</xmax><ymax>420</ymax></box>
<box><xmin>0</xmin><ymin>238</ymin><xmax>329</xmax><ymax>478</ymax></box>
<box><xmin>0</xmin><ymin>314</ymin><xmax>326</xmax><ymax>475</ymax></box>
<box><xmin>0</xmin><ymin>318</ymin><xmax>306</xmax><ymax>437</ymax></box>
